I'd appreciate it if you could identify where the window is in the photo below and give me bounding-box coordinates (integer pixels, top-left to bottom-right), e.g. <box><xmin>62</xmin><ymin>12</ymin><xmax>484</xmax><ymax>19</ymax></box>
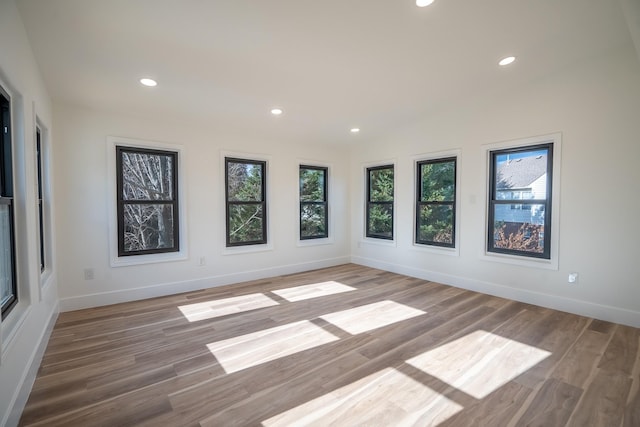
<box><xmin>36</xmin><ymin>126</ymin><xmax>45</xmax><ymax>272</ymax></box>
<box><xmin>488</xmin><ymin>143</ymin><xmax>553</xmax><ymax>259</ymax></box>
<box><xmin>225</xmin><ymin>157</ymin><xmax>267</xmax><ymax>246</ymax></box>
<box><xmin>0</xmin><ymin>85</ymin><xmax>17</xmax><ymax>318</ymax></box>
<box><xmin>116</xmin><ymin>146</ymin><xmax>179</xmax><ymax>256</ymax></box>
<box><xmin>299</xmin><ymin>165</ymin><xmax>328</xmax><ymax>239</ymax></box>
<box><xmin>366</xmin><ymin>165</ymin><xmax>394</xmax><ymax>240</ymax></box>
<box><xmin>416</xmin><ymin>157</ymin><xmax>456</xmax><ymax>247</ymax></box>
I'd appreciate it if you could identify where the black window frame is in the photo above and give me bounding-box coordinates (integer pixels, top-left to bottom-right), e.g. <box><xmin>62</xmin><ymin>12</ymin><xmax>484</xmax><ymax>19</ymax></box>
<box><xmin>36</xmin><ymin>126</ymin><xmax>45</xmax><ymax>272</ymax></box>
<box><xmin>225</xmin><ymin>157</ymin><xmax>267</xmax><ymax>247</ymax></box>
<box><xmin>116</xmin><ymin>145</ymin><xmax>180</xmax><ymax>257</ymax></box>
<box><xmin>415</xmin><ymin>157</ymin><xmax>457</xmax><ymax>248</ymax></box>
<box><xmin>1</xmin><ymin>84</ymin><xmax>17</xmax><ymax>319</ymax></box>
<box><xmin>488</xmin><ymin>143</ymin><xmax>553</xmax><ymax>259</ymax></box>
<box><xmin>366</xmin><ymin>164</ymin><xmax>394</xmax><ymax>240</ymax></box>
<box><xmin>299</xmin><ymin>165</ymin><xmax>328</xmax><ymax>240</ymax></box>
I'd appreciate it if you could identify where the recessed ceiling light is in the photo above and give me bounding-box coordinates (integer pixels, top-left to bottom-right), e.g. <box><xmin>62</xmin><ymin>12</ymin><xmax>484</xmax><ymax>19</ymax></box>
<box><xmin>271</xmin><ymin>108</ymin><xmax>283</xmax><ymax>115</ymax></box>
<box><xmin>139</xmin><ymin>78</ymin><xmax>157</xmax><ymax>87</ymax></box>
<box><xmin>416</xmin><ymin>0</ymin><xmax>435</xmax><ymax>7</ymax></box>
<box><xmin>350</xmin><ymin>128</ymin><xmax>360</xmax><ymax>133</ymax></box>
<box><xmin>498</xmin><ymin>56</ymin><xmax>516</xmax><ymax>66</ymax></box>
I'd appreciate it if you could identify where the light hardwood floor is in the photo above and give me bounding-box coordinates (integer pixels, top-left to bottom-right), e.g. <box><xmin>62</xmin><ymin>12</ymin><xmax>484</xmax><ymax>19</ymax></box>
<box><xmin>19</xmin><ymin>264</ymin><xmax>640</xmax><ymax>426</ymax></box>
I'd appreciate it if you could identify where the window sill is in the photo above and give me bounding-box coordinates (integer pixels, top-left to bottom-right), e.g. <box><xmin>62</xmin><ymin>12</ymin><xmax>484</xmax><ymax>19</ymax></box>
<box><xmin>359</xmin><ymin>238</ymin><xmax>397</xmax><ymax>248</ymax></box>
<box><xmin>297</xmin><ymin>237</ymin><xmax>334</xmax><ymax>247</ymax></box>
<box><xmin>111</xmin><ymin>251</ymin><xmax>188</xmax><ymax>267</ymax></box>
<box><xmin>480</xmin><ymin>250</ymin><xmax>558</xmax><ymax>270</ymax></box>
<box><xmin>223</xmin><ymin>243</ymin><xmax>274</xmax><ymax>256</ymax></box>
<box><xmin>411</xmin><ymin>243</ymin><xmax>459</xmax><ymax>257</ymax></box>
<box><xmin>1</xmin><ymin>305</ymin><xmax>32</xmax><ymax>363</ymax></box>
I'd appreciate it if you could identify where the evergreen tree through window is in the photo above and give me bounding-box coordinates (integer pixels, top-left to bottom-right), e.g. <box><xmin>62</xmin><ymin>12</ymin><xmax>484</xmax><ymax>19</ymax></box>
<box><xmin>300</xmin><ymin>165</ymin><xmax>328</xmax><ymax>239</ymax></box>
<box><xmin>366</xmin><ymin>165</ymin><xmax>394</xmax><ymax>240</ymax></box>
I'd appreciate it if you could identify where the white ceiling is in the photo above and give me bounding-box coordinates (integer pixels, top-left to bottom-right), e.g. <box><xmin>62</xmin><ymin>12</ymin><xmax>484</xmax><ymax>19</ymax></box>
<box><xmin>16</xmin><ymin>0</ymin><xmax>637</xmax><ymax>145</ymax></box>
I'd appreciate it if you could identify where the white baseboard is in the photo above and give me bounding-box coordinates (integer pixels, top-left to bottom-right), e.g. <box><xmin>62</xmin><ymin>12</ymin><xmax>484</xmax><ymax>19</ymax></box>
<box><xmin>351</xmin><ymin>255</ymin><xmax>640</xmax><ymax>328</ymax></box>
<box><xmin>3</xmin><ymin>301</ymin><xmax>59</xmax><ymax>427</ymax></box>
<box><xmin>59</xmin><ymin>257</ymin><xmax>351</xmax><ymax>312</ymax></box>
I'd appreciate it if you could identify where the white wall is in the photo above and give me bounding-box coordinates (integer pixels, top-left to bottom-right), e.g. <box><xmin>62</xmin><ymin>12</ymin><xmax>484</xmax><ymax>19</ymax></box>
<box><xmin>0</xmin><ymin>1</ymin><xmax>58</xmax><ymax>426</ymax></box>
<box><xmin>53</xmin><ymin>104</ymin><xmax>351</xmax><ymax>310</ymax></box>
<box><xmin>2</xmin><ymin>0</ymin><xmax>639</xmax><ymax>422</ymax></box>
<box><xmin>350</xmin><ymin>43</ymin><xmax>640</xmax><ymax>327</ymax></box>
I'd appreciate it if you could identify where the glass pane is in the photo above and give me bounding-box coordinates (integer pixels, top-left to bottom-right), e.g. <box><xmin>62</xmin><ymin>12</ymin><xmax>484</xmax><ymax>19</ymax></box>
<box><xmin>300</xmin><ymin>168</ymin><xmax>325</xmax><ymax>202</ymax></box>
<box><xmin>417</xmin><ymin>204</ymin><xmax>453</xmax><ymax>245</ymax></box>
<box><xmin>227</xmin><ymin>161</ymin><xmax>263</xmax><ymax>202</ymax></box>
<box><xmin>369</xmin><ymin>167</ymin><xmax>394</xmax><ymax>202</ymax></box>
<box><xmin>492</xmin><ymin>203</ymin><xmax>545</xmax><ymax>254</ymax></box>
<box><xmin>123</xmin><ymin>203</ymin><xmax>175</xmax><ymax>252</ymax></box>
<box><xmin>39</xmin><ymin>202</ymin><xmax>45</xmax><ymax>270</ymax></box>
<box><xmin>421</xmin><ymin>161</ymin><xmax>455</xmax><ymax>202</ymax></box>
<box><xmin>228</xmin><ymin>203</ymin><xmax>264</xmax><ymax>244</ymax></box>
<box><xmin>301</xmin><ymin>204</ymin><xmax>327</xmax><ymax>238</ymax></box>
<box><xmin>494</xmin><ymin>148</ymin><xmax>548</xmax><ymax>199</ymax></box>
<box><xmin>121</xmin><ymin>151</ymin><xmax>174</xmax><ymax>201</ymax></box>
<box><xmin>0</xmin><ymin>204</ymin><xmax>14</xmax><ymax>306</ymax></box>
<box><xmin>36</xmin><ymin>131</ymin><xmax>43</xmax><ymax>199</ymax></box>
<box><xmin>1</xmin><ymin>92</ymin><xmax>12</xmax><ymax>198</ymax></box>
<box><xmin>368</xmin><ymin>203</ymin><xmax>393</xmax><ymax>238</ymax></box>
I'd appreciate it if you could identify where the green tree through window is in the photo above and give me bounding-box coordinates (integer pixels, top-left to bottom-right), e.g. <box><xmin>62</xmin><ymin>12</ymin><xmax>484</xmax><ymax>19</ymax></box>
<box><xmin>416</xmin><ymin>158</ymin><xmax>456</xmax><ymax>247</ymax></box>
<box><xmin>226</xmin><ymin>158</ymin><xmax>267</xmax><ymax>246</ymax></box>
<box><xmin>300</xmin><ymin>165</ymin><xmax>328</xmax><ymax>239</ymax></box>
<box><xmin>366</xmin><ymin>165</ymin><xmax>394</xmax><ymax>239</ymax></box>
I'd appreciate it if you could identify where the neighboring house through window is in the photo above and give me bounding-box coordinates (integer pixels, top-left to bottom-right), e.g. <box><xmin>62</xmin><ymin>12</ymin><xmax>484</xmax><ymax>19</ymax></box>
<box><xmin>366</xmin><ymin>164</ymin><xmax>394</xmax><ymax>240</ymax></box>
<box><xmin>299</xmin><ymin>165</ymin><xmax>328</xmax><ymax>239</ymax></box>
<box><xmin>488</xmin><ymin>144</ymin><xmax>553</xmax><ymax>259</ymax></box>
<box><xmin>416</xmin><ymin>157</ymin><xmax>456</xmax><ymax>247</ymax></box>
<box><xmin>225</xmin><ymin>157</ymin><xmax>267</xmax><ymax>246</ymax></box>
<box><xmin>116</xmin><ymin>146</ymin><xmax>180</xmax><ymax>256</ymax></box>
<box><xmin>0</xmin><ymin>84</ymin><xmax>17</xmax><ymax>318</ymax></box>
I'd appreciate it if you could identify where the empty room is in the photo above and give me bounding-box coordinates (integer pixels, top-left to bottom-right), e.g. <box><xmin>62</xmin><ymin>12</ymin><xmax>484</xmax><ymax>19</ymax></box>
<box><xmin>1</xmin><ymin>0</ymin><xmax>640</xmax><ymax>426</ymax></box>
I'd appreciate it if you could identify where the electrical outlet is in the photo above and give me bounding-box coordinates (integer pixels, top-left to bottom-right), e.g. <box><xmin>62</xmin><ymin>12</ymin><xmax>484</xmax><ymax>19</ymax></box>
<box><xmin>84</xmin><ymin>268</ymin><xmax>95</xmax><ymax>280</ymax></box>
<box><xmin>568</xmin><ymin>272</ymin><xmax>578</xmax><ymax>284</ymax></box>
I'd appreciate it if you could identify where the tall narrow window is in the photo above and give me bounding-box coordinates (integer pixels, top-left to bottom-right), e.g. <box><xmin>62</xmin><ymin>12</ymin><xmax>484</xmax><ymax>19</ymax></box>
<box><xmin>416</xmin><ymin>157</ymin><xmax>456</xmax><ymax>247</ymax></box>
<box><xmin>488</xmin><ymin>143</ymin><xmax>553</xmax><ymax>259</ymax></box>
<box><xmin>116</xmin><ymin>146</ymin><xmax>179</xmax><ymax>256</ymax></box>
<box><xmin>0</xmin><ymin>85</ymin><xmax>17</xmax><ymax>318</ymax></box>
<box><xmin>36</xmin><ymin>126</ymin><xmax>45</xmax><ymax>271</ymax></box>
<box><xmin>299</xmin><ymin>165</ymin><xmax>328</xmax><ymax>239</ymax></box>
<box><xmin>366</xmin><ymin>165</ymin><xmax>394</xmax><ymax>240</ymax></box>
<box><xmin>225</xmin><ymin>157</ymin><xmax>267</xmax><ymax>246</ymax></box>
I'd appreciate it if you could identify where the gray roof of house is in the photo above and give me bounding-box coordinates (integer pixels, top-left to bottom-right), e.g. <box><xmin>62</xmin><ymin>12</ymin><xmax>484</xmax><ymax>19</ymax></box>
<box><xmin>496</xmin><ymin>155</ymin><xmax>547</xmax><ymax>189</ymax></box>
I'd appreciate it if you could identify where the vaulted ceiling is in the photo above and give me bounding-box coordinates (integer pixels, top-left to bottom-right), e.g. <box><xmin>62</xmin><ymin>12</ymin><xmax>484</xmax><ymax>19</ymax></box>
<box><xmin>16</xmin><ymin>0</ymin><xmax>638</xmax><ymax>145</ymax></box>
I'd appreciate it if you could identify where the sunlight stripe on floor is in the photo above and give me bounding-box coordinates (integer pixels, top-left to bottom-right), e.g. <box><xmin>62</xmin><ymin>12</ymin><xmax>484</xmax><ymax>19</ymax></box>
<box><xmin>178</xmin><ymin>293</ymin><xmax>279</xmax><ymax>322</ymax></box>
<box><xmin>406</xmin><ymin>330</ymin><xmax>551</xmax><ymax>399</ymax></box>
<box><xmin>207</xmin><ymin>320</ymin><xmax>340</xmax><ymax>373</ymax></box>
<box><xmin>320</xmin><ymin>300</ymin><xmax>426</xmax><ymax>334</ymax></box>
<box><xmin>271</xmin><ymin>281</ymin><xmax>356</xmax><ymax>302</ymax></box>
<box><xmin>262</xmin><ymin>367</ymin><xmax>463</xmax><ymax>426</ymax></box>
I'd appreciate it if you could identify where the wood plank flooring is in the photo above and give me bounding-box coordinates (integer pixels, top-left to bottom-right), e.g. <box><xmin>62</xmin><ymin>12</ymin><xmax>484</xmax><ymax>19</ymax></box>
<box><xmin>18</xmin><ymin>264</ymin><xmax>640</xmax><ymax>426</ymax></box>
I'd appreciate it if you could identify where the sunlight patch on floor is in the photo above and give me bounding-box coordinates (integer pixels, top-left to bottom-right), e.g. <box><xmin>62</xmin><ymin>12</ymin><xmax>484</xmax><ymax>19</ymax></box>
<box><xmin>406</xmin><ymin>330</ymin><xmax>551</xmax><ymax>399</ymax></box>
<box><xmin>320</xmin><ymin>300</ymin><xmax>426</xmax><ymax>334</ymax></box>
<box><xmin>262</xmin><ymin>367</ymin><xmax>463</xmax><ymax>426</ymax></box>
<box><xmin>178</xmin><ymin>293</ymin><xmax>279</xmax><ymax>322</ymax></box>
<box><xmin>207</xmin><ymin>320</ymin><xmax>340</xmax><ymax>374</ymax></box>
<box><xmin>271</xmin><ymin>281</ymin><xmax>356</xmax><ymax>302</ymax></box>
